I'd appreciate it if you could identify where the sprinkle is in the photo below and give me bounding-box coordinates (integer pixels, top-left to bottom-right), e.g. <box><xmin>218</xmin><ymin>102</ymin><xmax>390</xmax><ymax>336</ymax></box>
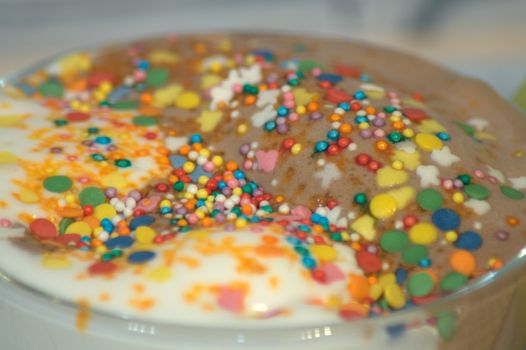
<box><xmin>407</xmin><ymin>272</ymin><xmax>433</xmax><ymax>297</ymax></box>
<box><xmin>431</xmin><ymin>208</ymin><xmax>460</xmax><ymax>231</ymax></box>
<box><xmin>449</xmin><ymin>250</ymin><xmax>476</xmax><ymax>276</ymax></box>
<box><xmin>416</xmin><ymin>189</ymin><xmax>444</xmax><ymax>211</ymax></box>
<box><xmin>79</xmin><ymin>187</ymin><xmax>106</xmax><ymax>207</ymax></box>
<box><xmin>464</xmin><ymin>184</ymin><xmax>490</xmax><ymax>200</ymax></box>
<box><xmin>145</xmin><ymin>68</ymin><xmax>169</xmax><ymax>88</ymax></box>
<box><xmin>136</xmin><ymin>226</ymin><xmax>157</xmax><ymax>244</ymax></box>
<box><xmin>408</xmin><ymin>222</ymin><xmax>438</xmax><ymax>245</ymax></box>
<box><xmin>414</xmin><ymin>133</ymin><xmax>443</xmax><ymax>152</ymax></box>
<box><xmin>88</xmin><ymin>261</ymin><xmax>117</xmax><ymax>275</ymax></box>
<box><xmin>499</xmin><ymin>185</ymin><xmax>525</xmax><ymax>200</ymax></box>
<box><xmin>380</xmin><ymin>230</ymin><xmax>409</xmax><ymax>253</ymax></box>
<box><xmin>369</xmin><ymin>193</ymin><xmax>398</xmax><ymax>219</ymax></box>
<box><xmin>43</xmin><ymin>175</ymin><xmax>73</xmax><ymax>193</ymax></box>
<box><xmin>128</xmin><ymin>251</ymin><xmax>156</xmax><ymax>264</ymax></box>
<box><xmin>401</xmin><ymin>244</ymin><xmax>428</xmax><ymax>265</ymax></box>
<box><xmin>454</xmin><ymin>231</ymin><xmax>482</xmax><ymax>251</ymax></box>
<box><xmin>30</xmin><ymin>218</ymin><xmax>58</xmax><ymax>239</ymax></box>
<box><xmin>440</xmin><ymin>272</ymin><xmax>468</xmax><ymax>291</ymax></box>
<box><xmin>384</xmin><ymin>283</ymin><xmax>406</xmax><ymax>309</ymax></box>
<box><xmin>175</xmin><ymin>91</ymin><xmax>202</xmax><ymax>110</ymax></box>
<box><xmin>105</xmin><ymin>236</ymin><xmax>134</xmax><ymax>249</ymax></box>
<box><xmin>356</xmin><ymin>251</ymin><xmax>382</xmax><ymax>274</ymax></box>
<box><xmin>133</xmin><ymin>116</ymin><xmax>158</xmax><ymax>126</ymax></box>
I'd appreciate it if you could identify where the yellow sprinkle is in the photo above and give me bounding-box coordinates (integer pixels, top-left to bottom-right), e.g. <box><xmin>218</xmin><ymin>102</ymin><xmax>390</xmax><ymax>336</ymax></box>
<box><xmin>95</xmin><ymin>246</ymin><xmax>107</xmax><ymax>254</ymax></box>
<box><xmin>148</xmin><ymin>49</ymin><xmax>179</xmax><ymax>64</ymax></box>
<box><xmin>42</xmin><ymin>254</ymin><xmax>71</xmax><ymax>269</ymax></box>
<box><xmin>0</xmin><ymin>114</ymin><xmax>29</xmax><ymax>127</ymax></box>
<box><xmin>197</xmin><ymin>110</ymin><xmax>223</xmax><ymax>132</ymax></box>
<box><xmin>175</xmin><ymin>91</ymin><xmax>201</xmax><ymax>110</ymax></box>
<box><xmin>376</xmin><ymin>167</ymin><xmax>408</xmax><ymax>188</ymax></box>
<box><xmin>291</xmin><ymin>143</ymin><xmax>302</xmax><ymax>155</ymax></box>
<box><xmin>65</xmin><ymin>221</ymin><xmax>92</xmax><ymax>236</ymax></box>
<box><xmin>212</xmin><ymin>155</ymin><xmax>223</xmax><ymax>167</ymax></box>
<box><xmin>18</xmin><ymin>189</ymin><xmax>39</xmax><ymax>203</ymax></box>
<box><xmin>147</xmin><ymin>266</ymin><xmax>172</xmax><ymax>282</ymax></box>
<box><xmin>391</xmin><ymin>160</ymin><xmax>404</xmax><ymax>170</ymax></box>
<box><xmin>136</xmin><ymin>226</ymin><xmax>157</xmax><ymax>244</ymax></box>
<box><xmin>310</xmin><ymin>245</ymin><xmax>337</xmax><ymax>262</ymax></box>
<box><xmin>94</xmin><ymin>204</ymin><xmax>117</xmax><ymax>220</ymax></box>
<box><xmin>378</xmin><ymin>273</ymin><xmax>397</xmax><ymax>289</ymax></box>
<box><xmin>369</xmin><ymin>284</ymin><xmax>384</xmax><ymax>301</ymax></box>
<box><xmin>235</xmin><ymin>218</ymin><xmax>248</xmax><ymax>229</ymax></box>
<box><xmin>358</xmin><ymin>122</ymin><xmax>369</xmax><ymax>130</ymax></box>
<box><xmin>295</xmin><ymin>105</ymin><xmax>306</xmax><ymax>115</ymax></box>
<box><xmin>513</xmin><ymin>150</ymin><xmax>524</xmax><ymax>158</ymax></box>
<box><xmin>196</xmin><ymin>189</ymin><xmax>208</xmax><ymax>199</ymax></box>
<box><xmin>183</xmin><ymin>161</ymin><xmax>196</xmax><ymax>173</ymax></box>
<box><xmin>200</xmin><ymin>74</ymin><xmax>222</xmax><ymax>90</ymax></box>
<box><xmin>384</xmin><ymin>284</ymin><xmax>406</xmax><ymax>309</ymax></box>
<box><xmin>417</xmin><ymin>120</ymin><xmax>447</xmax><ymax>134</ymax></box>
<box><xmin>445</xmin><ymin>231</ymin><xmax>458</xmax><ymax>242</ymax></box>
<box><xmin>402</xmin><ymin>128</ymin><xmax>415</xmax><ymax>138</ymax></box>
<box><xmin>391</xmin><ymin>149</ymin><xmax>420</xmax><ymax>171</ymax></box>
<box><xmin>415</xmin><ymin>133</ymin><xmax>443</xmax><ymax>152</ymax></box>
<box><xmin>198</xmin><ymin>176</ymin><xmax>209</xmax><ymax>185</ymax></box>
<box><xmin>159</xmin><ymin>199</ymin><xmax>171</xmax><ymax>208</ymax></box>
<box><xmin>452</xmin><ymin>192</ymin><xmax>465</xmax><ymax>203</ymax></box>
<box><xmin>292</xmin><ymin>87</ymin><xmax>317</xmax><ymax>106</ymax></box>
<box><xmin>101</xmin><ymin>173</ymin><xmax>127</xmax><ymax>191</ymax></box>
<box><xmin>237</xmin><ymin>123</ymin><xmax>248</xmax><ymax>135</ymax></box>
<box><xmin>387</xmin><ymin>186</ymin><xmax>416</xmax><ymax>209</ymax></box>
<box><xmin>408</xmin><ymin>222</ymin><xmax>438</xmax><ymax>245</ymax></box>
<box><xmin>350</xmin><ymin>214</ymin><xmax>376</xmax><ymax>241</ymax></box>
<box><xmin>369</xmin><ymin>193</ymin><xmax>398</xmax><ymax>219</ymax></box>
<box><xmin>232</xmin><ymin>187</ymin><xmax>243</xmax><ymax>196</ymax></box>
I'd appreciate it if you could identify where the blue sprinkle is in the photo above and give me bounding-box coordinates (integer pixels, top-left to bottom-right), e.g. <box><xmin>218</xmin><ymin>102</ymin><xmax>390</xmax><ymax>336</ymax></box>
<box><xmin>302</xmin><ymin>256</ymin><xmax>317</xmax><ymax>269</ymax></box>
<box><xmin>418</xmin><ymin>258</ymin><xmax>432</xmax><ymax>268</ymax></box>
<box><xmin>338</xmin><ymin>102</ymin><xmax>351</xmax><ymax>111</ymax></box>
<box><xmin>217</xmin><ymin>181</ymin><xmax>227</xmax><ymax>190</ymax></box>
<box><xmin>310</xmin><ymin>213</ymin><xmax>321</xmax><ymax>224</ymax></box>
<box><xmin>432</xmin><ymin>208</ymin><xmax>461</xmax><ymax>231</ymax></box>
<box><xmin>233</xmin><ymin>170</ymin><xmax>246</xmax><ymax>180</ymax></box>
<box><xmin>455</xmin><ymin>231</ymin><xmax>483</xmax><ymax>251</ymax></box>
<box><xmin>16</xmin><ymin>82</ymin><xmax>36</xmax><ymax>96</ymax></box>
<box><xmin>314</xmin><ymin>141</ymin><xmax>329</xmax><ymax>152</ymax></box>
<box><xmin>355</xmin><ymin>116</ymin><xmax>368</xmax><ymax>124</ymax></box>
<box><xmin>359</xmin><ymin>74</ymin><xmax>371</xmax><ymax>82</ymax></box>
<box><xmin>436</xmin><ymin>132</ymin><xmax>450</xmax><ymax>141</ymax></box>
<box><xmin>250</xmin><ymin>216</ymin><xmax>261</xmax><ymax>223</ymax></box>
<box><xmin>168</xmin><ymin>155</ymin><xmax>186</xmax><ymax>168</ymax></box>
<box><xmin>263</xmin><ymin>120</ymin><xmax>276</xmax><ymax>131</ymax></box>
<box><xmin>160</xmin><ymin>207</ymin><xmax>172</xmax><ymax>215</ymax></box>
<box><xmin>251</xmin><ymin>49</ymin><xmax>275</xmax><ymax>62</ymax></box>
<box><xmin>386</xmin><ymin>324</ymin><xmax>406</xmax><ymax>339</ymax></box>
<box><xmin>353</xmin><ymin>90</ymin><xmax>367</xmax><ymax>100</ymax></box>
<box><xmin>94</xmin><ymin>136</ymin><xmax>112</xmax><ymax>145</ymax></box>
<box><xmin>286</xmin><ymin>236</ymin><xmax>301</xmax><ymax>245</ymax></box>
<box><xmin>190</xmin><ymin>134</ymin><xmax>203</xmax><ymax>144</ymax></box>
<box><xmin>327</xmin><ymin>129</ymin><xmax>340</xmax><ymax>141</ymax></box>
<box><xmin>316</xmin><ymin>73</ymin><xmax>343</xmax><ymax>84</ymax></box>
<box><xmin>128</xmin><ymin>251</ymin><xmax>156</xmax><ymax>264</ymax></box>
<box><xmin>136</xmin><ymin>60</ymin><xmax>150</xmax><ymax>70</ymax></box>
<box><xmin>105</xmin><ymin>236</ymin><xmax>134</xmax><ymax>249</ymax></box>
<box><xmin>277</xmin><ymin>106</ymin><xmax>289</xmax><ymax>116</ymax></box>
<box><xmin>297</xmin><ymin>224</ymin><xmax>312</xmax><ymax>233</ymax></box>
<box><xmin>319</xmin><ymin>217</ymin><xmax>329</xmax><ymax>226</ymax></box>
<box><xmin>395</xmin><ymin>268</ymin><xmax>407</xmax><ymax>285</ymax></box>
<box><xmin>129</xmin><ymin>215</ymin><xmax>155</xmax><ymax>231</ymax></box>
<box><xmin>100</xmin><ymin>218</ymin><xmax>114</xmax><ymax>233</ymax></box>
<box><xmin>81</xmin><ymin>236</ymin><xmax>91</xmax><ymax>243</ymax></box>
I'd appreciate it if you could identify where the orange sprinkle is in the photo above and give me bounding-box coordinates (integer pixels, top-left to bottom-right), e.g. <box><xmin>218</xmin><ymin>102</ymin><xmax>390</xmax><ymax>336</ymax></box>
<box><xmin>255</xmin><ymin>244</ymin><xmax>284</xmax><ymax>257</ymax></box>
<box><xmin>306</xmin><ymin>101</ymin><xmax>319</xmax><ymax>112</ymax></box>
<box><xmin>75</xmin><ymin>299</ymin><xmax>90</xmax><ymax>333</ymax></box>
<box><xmin>225</xmin><ymin>161</ymin><xmax>238</xmax><ymax>171</ymax></box>
<box><xmin>392</xmin><ymin>121</ymin><xmax>405</xmax><ymax>130</ymax></box>
<box><xmin>140</xmin><ymin>93</ymin><xmax>153</xmax><ymax>104</ymax></box>
<box><xmin>329</xmin><ymin>113</ymin><xmax>342</xmax><ymax>122</ymax></box>
<box><xmin>262</xmin><ymin>234</ymin><xmax>278</xmax><ymax>245</ymax></box>
<box><xmin>244</xmin><ymin>95</ymin><xmax>256</xmax><ymax>105</ymax></box>
<box><xmin>91</xmin><ymin>239</ymin><xmax>103</xmax><ymax>247</ymax></box>
<box><xmin>241</xmin><ymin>204</ymin><xmax>253</xmax><ymax>216</ymax></box>
<box><xmin>192</xmin><ymin>143</ymin><xmax>203</xmax><ymax>151</ymax></box>
<box><xmin>507</xmin><ymin>216</ymin><xmax>520</xmax><ymax>226</ymax></box>
<box><xmin>350</xmin><ymin>242</ymin><xmax>362</xmax><ymax>251</ymax></box>
<box><xmin>99</xmin><ymin>293</ymin><xmax>111</xmax><ymax>302</ymax></box>
<box><xmin>374</xmin><ymin>140</ymin><xmax>389</xmax><ymax>152</ymax></box>
<box><xmin>449</xmin><ymin>249</ymin><xmax>476</xmax><ymax>276</ymax></box>
<box><xmin>275</xmin><ymin>195</ymin><xmax>285</xmax><ymax>203</ymax></box>
<box><xmin>178</xmin><ymin>145</ymin><xmax>190</xmax><ymax>156</ymax></box>
<box><xmin>347</xmin><ymin>274</ymin><xmax>370</xmax><ymax>302</ymax></box>
<box><xmin>201</xmin><ymin>217</ymin><xmax>213</xmax><ymax>227</ymax></box>
<box><xmin>268</xmin><ymin>276</ymin><xmax>280</xmax><ymax>289</ymax></box>
<box><xmin>129</xmin><ymin>298</ymin><xmax>155</xmax><ymax>311</ymax></box>
<box><xmin>365</xmin><ymin>106</ymin><xmax>376</xmax><ymax>115</ymax></box>
<box><xmin>339</xmin><ymin>123</ymin><xmax>352</xmax><ymax>134</ymax></box>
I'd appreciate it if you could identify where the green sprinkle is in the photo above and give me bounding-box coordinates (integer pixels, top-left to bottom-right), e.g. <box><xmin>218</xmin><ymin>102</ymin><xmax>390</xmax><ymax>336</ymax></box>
<box><xmin>500</xmin><ymin>185</ymin><xmax>525</xmax><ymax>200</ymax></box>
<box><xmin>133</xmin><ymin>115</ymin><xmax>158</xmax><ymax>126</ymax></box>
<box><xmin>380</xmin><ymin>230</ymin><xmax>409</xmax><ymax>253</ymax></box>
<box><xmin>58</xmin><ymin>218</ymin><xmax>74</xmax><ymax>235</ymax></box>
<box><xmin>242</xmin><ymin>184</ymin><xmax>253</xmax><ymax>194</ymax></box>
<box><xmin>54</xmin><ymin>119</ymin><xmax>68</xmax><ymax>127</ymax></box>
<box><xmin>298</xmin><ymin>59</ymin><xmax>324</xmax><ymax>73</ymax></box>
<box><xmin>464</xmin><ymin>183</ymin><xmax>490</xmax><ymax>200</ymax></box>
<box><xmin>402</xmin><ymin>244</ymin><xmax>428</xmax><ymax>265</ymax></box>
<box><xmin>115</xmin><ymin>159</ymin><xmax>132</xmax><ymax>168</ymax></box>
<box><xmin>436</xmin><ymin>311</ymin><xmax>456</xmax><ymax>340</ymax></box>
<box><xmin>111</xmin><ymin>100</ymin><xmax>139</xmax><ymax>110</ymax></box>
<box><xmin>43</xmin><ymin>175</ymin><xmax>73</xmax><ymax>193</ymax></box>
<box><xmin>38</xmin><ymin>80</ymin><xmax>64</xmax><ymax>98</ymax></box>
<box><xmin>454</xmin><ymin>121</ymin><xmax>475</xmax><ymax>137</ymax></box>
<box><xmin>146</xmin><ymin>68</ymin><xmax>169</xmax><ymax>87</ymax></box>
<box><xmin>387</xmin><ymin>132</ymin><xmax>403</xmax><ymax>143</ymax></box>
<box><xmin>330</xmin><ymin>232</ymin><xmax>342</xmax><ymax>241</ymax></box>
<box><xmin>407</xmin><ymin>272</ymin><xmax>434</xmax><ymax>297</ymax></box>
<box><xmin>87</xmin><ymin>127</ymin><xmax>100</xmax><ymax>134</ymax></box>
<box><xmin>79</xmin><ymin>187</ymin><xmax>106</xmax><ymax>207</ymax></box>
<box><xmin>353</xmin><ymin>192</ymin><xmax>367</xmax><ymax>205</ymax></box>
<box><xmin>173</xmin><ymin>181</ymin><xmax>185</xmax><ymax>192</ymax></box>
<box><xmin>457</xmin><ymin>174</ymin><xmax>471</xmax><ymax>185</ymax></box>
<box><xmin>384</xmin><ymin>106</ymin><xmax>397</xmax><ymax>113</ymax></box>
<box><xmin>416</xmin><ymin>188</ymin><xmax>444</xmax><ymax>211</ymax></box>
<box><xmin>440</xmin><ymin>272</ymin><xmax>468</xmax><ymax>292</ymax></box>
<box><xmin>101</xmin><ymin>253</ymin><xmax>114</xmax><ymax>262</ymax></box>
<box><xmin>111</xmin><ymin>249</ymin><xmax>123</xmax><ymax>257</ymax></box>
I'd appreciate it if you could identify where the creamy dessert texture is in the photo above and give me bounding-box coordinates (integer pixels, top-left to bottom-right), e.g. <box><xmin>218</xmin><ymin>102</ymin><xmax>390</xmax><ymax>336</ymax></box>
<box><xmin>0</xmin><ymin>33</ymin><xmax>525</xmax><ymax>331</ymax></box>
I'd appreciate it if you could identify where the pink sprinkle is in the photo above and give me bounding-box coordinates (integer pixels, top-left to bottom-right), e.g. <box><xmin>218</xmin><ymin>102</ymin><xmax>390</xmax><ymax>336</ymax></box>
<box><xmin>133</xmin><ymin>70</ymin><xmax>146</xmax><ymax>82</ymax></box>
<box><xmin>288</xmin><ymin>113</ymin><xmax>299</xmax><ymax>122</ymax></box>
<box><xmin>232</xmin><ymin>84</ymin><xmax>243</xmax><ymax>94</ymax></box>
<box><xmin>291</xmin><ymin>205</ymin><xmax>311</xmax><ymax>219</ymax></box>
<box><xmin>243</xmin><ymin>160</ymin><xmax>253</xmax><ymax>170</ymax></box>
<box><xmin>256</xmin><ymin>149</ymin><xmax>279</xmax><ymax>173</ymax></box>
<box><xmin>78</xmin><ymin>176</ymin><xmax>90</xmax><ymax>184</ymax></box>
<box><xmin>283</xmin><ymin>91</ymin><xmax>294</xmax><ymax>100</ymax></box>
<box><xmin>67</xmin><ymin>155</ymin><xmax>78</xmax><ymax>161</ymax></box>
<box><xmin>488</xmin><ymin>176</ymin><xmax>498</xmax><ymax>184</ymax></box>
<box><xmin>203</xmin><ymin>161</ymin><xmax>215</xmax><ymax>172</ymax></box>
<box><xmin>377</xmin><ymin>112</ymin><xmax>387</xmax><ymax>119</ymax></box>
<box><xmin>187</xmin><ymin>213</ymin><xmax>198</xmax><ymax>225</ymax></box>
<box><xmin>321</xmin><ymin>263</ymin><xmax>346</xmax><ymax>284</ymax></box>
<box><xmin>0</xmin><ymin>219</ymin><xmax>13</xmax><ymax>228</ymax></box>
<box><xmin>474</xmin><ymin>169</ymin><xmax>485</xmax><ymax>178</ymax></box>
<box><xmin>373</xmin><ymin>129</ymin><xmax>385</xmax><ymax>138</ymax></box>
<box><xmin>227</xmin><ymin>178</ymin><xmax>238</xmax><ymax>189</ymax></box>
<box><xmin>442</xmin><ymin>179</ymin><xmax>454</xmax><ymax>190</ymax></box>
<box><xmin>283</xmin><ymin>100</ymin><xmax>295</xmax><ymax>109</ymax></box>
<box><xmin>311</xmin><ymin>67</ymin><xmax>322</xmax><ymax>76</ymax></box>
<box><xmin>218</xmin><ymin>287</ymin><xmax>244</xmax><ymax>313</ymax></box>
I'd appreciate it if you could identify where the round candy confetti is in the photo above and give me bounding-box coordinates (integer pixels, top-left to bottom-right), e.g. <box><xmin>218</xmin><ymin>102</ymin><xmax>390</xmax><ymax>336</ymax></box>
<box><xmin>440</xmin><ymin>272</ymin><xmax>468</xmax><ymax>292</ymax></box>
<box><xmin>129</xmin><ymin>215</ymin><xmax>155</xmax><ymax>230</ymax></box>
<box><xmin>43</xmin><ymin>175</ymin><xmax>73</xmax><ymax>193</ymax></box>
<box><xmin>133</xmin><ymin>115</ymin><xmax>158</xmax><ymax>126</ymax></box>
<box><xmin>128</xmin><ymin>251</ymin><xmax>156</xmax><ymax>264</ymax></box>
<box><xmin>356</xmin><ymin>251</ymin><xmax>382</xmax><ymax>274</ymax></box>
<box><xmin>105</xmin><ymin>236</ymin><xmax>134</xmax><ymax>249</ymax></box>
<box><xmin>175</xmin><ymin>91</ymin><xmax>201</xmax><ymax>109</ymax></box>
<box><xmin>380</xmin><ymin>230</ymin><xmax>409</xmax><ymax>253</ymax></box>
<box><xmin>78</xmin><ymin>187</ymin><xmax>106</xmax><ymax>207</ymax></box>
<box><xmin>136</xmin><ymin>226</ymin><xmax>157</xmax><ymax>244</ymax></box>
<box><xmin>29</xmin><ymin>218</ymin><xmax>58</xmax><ymax>239</ymax></box>
<box><xmin>431</xmin><ymin>208</ymin><xmax>460</xmax><ymax>231</ymax></box>
<box><xmin>94</xmin><ymin>204</ymin><xmax>117</xmax><ymax>220</ymax></box>
<box><xmin>146</xmin><ymin>68</ymin><xmax>169</xmax><ymax>87</ymax></box>
<box><xmin>464</xmin><ymin>184</ymin><xmax>490</xmax><ymax>200</ymax></box>
<box><xmin>500</xmin><ymin>185</ymin><xmax>524</xmax><ymax>200</ymax></box>
<box><xmin>407</xmin><ymin>272</ymin><xmax>434</xmax><ymax>297</ymax></box>
<box><xmin>402</xmin><ymin>244</ymin><xmax>428</xmax><ymax>265</ymax></box>
<box><xmin>384</xmin><ymin>283</ymin><xmax>406</xmax><ymax>309</ymax></box>
<box><xmin>66</xmin><ymin>112</ymin><xmax>90</xmax><ymax>122</ymax></box>
<box><xmin>88</xmin><ymin>261</ymin><xmax>117</xmax><ymax>275</ymax></box>
<box><xmin>401</xmin><ymin>108</ymin><xmax>427</xmax><ymax>122</ymax></box>
<box><xmin>455</xmin><ymin>231</ymin><xmax>482</xmax><ymax>251</ymax></box>
<box><xmin>369</xmin><ymin>194</ymin><xmax>398</xmax><ymax>219</ymax></box>
<box><xmin>449</xmin><ymin>249</ymin><xmax>476</xmax><ymax>276</ymax></box>
<box><xmin>415</xmin><ymin>133</ymin><xmax>443</xmax><ymax>152</ymax></box>
<box><xmin>416</xmin><ymin>189</ymin><xmax>444</xmax><ymax>211</ymax></box>
<box><xmin>408</xmin><ymin>222</ymin><xmax>438</xmax><ymax>245</ymax></box>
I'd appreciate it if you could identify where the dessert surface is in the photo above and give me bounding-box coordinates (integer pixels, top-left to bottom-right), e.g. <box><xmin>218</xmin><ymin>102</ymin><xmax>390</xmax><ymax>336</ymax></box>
<box><xmin>0</xmin><ymin>33</ymin><xmax>525</xmax><ymax>327</ymax></box>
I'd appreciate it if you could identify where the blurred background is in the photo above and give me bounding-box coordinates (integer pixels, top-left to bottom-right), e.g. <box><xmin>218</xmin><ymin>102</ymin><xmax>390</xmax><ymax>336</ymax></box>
<box><xmin>0</xmin><ymin>0</ymin><xmax>525</xmax><ymax>105</ymax></box>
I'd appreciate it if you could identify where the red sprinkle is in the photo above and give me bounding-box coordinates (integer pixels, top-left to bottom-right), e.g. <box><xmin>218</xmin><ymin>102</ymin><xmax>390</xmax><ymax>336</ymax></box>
<box><xmin>356</xmin><ymin>251</ymin><xmax>382</xmax><ymax>274</ymax></box>
<box><xmin>402</xmin><ymin>108</ymin><xmax>427</xmax><ymax>123</ymax></box>
<box><xmin>88</xmin><ymin>261</ymin><xmax>118</xmax><ymax>275</ymax></box>
<box><xmin>29</xmin><ymin>218</ymin><xmax>58</xmax><ymax>239</ymax></box>
<box><xmin>66</xmin><ymin>112</ymin><xmax>90</xmax><ymax>122</ymax></box>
